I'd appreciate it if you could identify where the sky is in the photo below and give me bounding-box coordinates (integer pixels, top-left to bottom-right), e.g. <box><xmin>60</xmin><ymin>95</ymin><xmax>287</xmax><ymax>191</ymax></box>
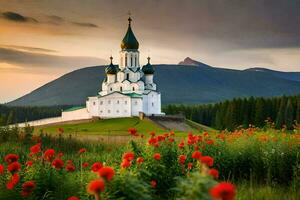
<box><xmin>0</xmin><ymin>0</ymin><xmax>299</xmax><ymax>103</ymax></box>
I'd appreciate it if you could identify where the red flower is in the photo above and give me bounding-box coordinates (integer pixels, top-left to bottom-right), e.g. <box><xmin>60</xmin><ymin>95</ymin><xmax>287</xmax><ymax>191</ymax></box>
<box><xmin>4</xmin><ymin>154</ymin><xmax>19</xmax><ymax>164</ymax></box>
<box><xmin>78</xmin><ymin>148</ymin><xmax>86</xmax><ymax>154</ymax></box>
<box><xmin>87</xmin><ymin>179</ymin><xmax>105</xmax><ymax>194</ymax></box>
<box><xmin>21</xmin><ymin>181</ymin><xmax>36</xmax><ymax>197</ymax></box>
<box><xmin>43</xmin><ymin>149</ymin><xmax>55</xmax><ymax>161</ymax></box>
<box><xmin>66</xmin><ymin>163</ymin><xmax>76</xmax><ymax>172</ymax></box>
<box><xmin>121</xmin><ymin>159</ymin><xmax>131</xmax><ymax>168</ymax></box>
<box><xmin>128</xmin><ymin>128</ymin><xmax>138</xmax><ymax>136</ymax></box>
<box><xmin>122</xmin><ymin>152</ymin><xmax>134</xmax><ymax>161</ymax></box>
<box><xmin>58</xmin><ymin>128</ymin><xmax>64</xmax><ymax>134</ymax></box>
<box><xmin>57</xmin><ymin>152</ymin><xmax>64</xmax><ymax>158</ymax></box>
<box><xmin>91</xmin><ymin>162</ymin><xmax>103</xmax><ymax>172</ymax></box>
<box><xmin>178</xmin><ymin>141</ymin><xmax>185</xmax><ymax>149</ymax></box>
<box><xmin>206</xmin><ymin>139</ymin><xmax>215</xmax><ymax>145</ymax></box>
<box><xmin>0</xmin><ymin>164</ymin><xmax>4</xmax><ymax>174</ymax></box>
<box><xmin>136</xmin><ymin>157</ymin><xmax>144</xmax><ymax>164</ymax></box>
<box><xmin>6</xmin><ymin>173</ymin><xmax>19</xmax><ymax>190</ymax></box>
<box><xmin>7</xmin><ymin>162</ymin><xmax>21</xmax><ymax>174</ymax></box>
<box><xmin>52</xmin><ymin>159</ymin><xmax>64</xmax><ymax>169</ymax></box>
<box><xmin>178</xmin><ymin>155</ymin><xmax>187</xmax><ymax>165</ymax></box>
<box><xmin>200</xmin><ymin>156</ymin><xmax>214</xmax><ymax>167</ymax></box>
<box><xmin>191</xmin><ymin>151</ymin><xmax>202</xmax><ymax>160</ymax></box>
<box><xmin>30</xmin><ymin>143</ymin><xmax>41</xmax><ymax>154</ymax></box>
<box><xmin>98</xmin><ymin>167</ymin><xmax>115</xmax><ymax>181</ymax></box>
<box><xmin>82</xmin><ymin>162</ymin><xmax>89</xmax><ymax>168</ymax></box>
<box><xmin>151</xmin><ymin>180</ymin><xmax>157</xmax><ymax>188</ymax></box>
<box><xmin>68</xmin><ymin>196</ymin><xmax>80</xmax><ymax>200</ymax></box>
<box><xmin>210</xmin><ymin>182</ymin><xmax>236</xmax><ymax>200</ymax></box>
<box><xmin>153</xmin><ymin>153</ymin><xmax>161</xmax><ymax>161</ymax></box>
<box><xmin>209</xmin><ymin>168</ymin><xmax>219</xmax><ymax>179</ymax></box>
<box><xmin>187</xmin><ymin>162</ymin><xmax>193</xmax><ymax>170</ymax></box>
<box><xmin>26</xmin><ymin>160</ymin><xmax>33</xmax><ymax>167</ymax></box>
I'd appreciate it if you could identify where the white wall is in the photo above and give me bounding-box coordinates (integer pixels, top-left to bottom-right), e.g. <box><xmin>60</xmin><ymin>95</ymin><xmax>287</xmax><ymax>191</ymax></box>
<box><xmin>17</xmin><ymin>117</ymin><xmax>63</xmax><ymax>128</ymax></box>
<box><xmin>62</xmin><ymin>108</ymin><xmax>91</xmax><ymax>121</ymax></box>
<box><xmin>131</xmin><ymin>98</ymin><xmax>143</xmax><ymax>116</ymax></box>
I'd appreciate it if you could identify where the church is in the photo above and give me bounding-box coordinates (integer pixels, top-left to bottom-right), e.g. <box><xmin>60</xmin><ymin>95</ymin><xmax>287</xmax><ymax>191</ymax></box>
<box><xmin>84</xmin><ymin>17</ymin><xmax>163</xmax><ymax>118</ymax></box>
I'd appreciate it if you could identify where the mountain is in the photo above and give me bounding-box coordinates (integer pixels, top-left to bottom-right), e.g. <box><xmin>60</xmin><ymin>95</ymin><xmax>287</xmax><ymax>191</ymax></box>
<box><xmin>245</xmin><ymin>67</ymin><xmax>300</xmax><ymax>82</ymax></box>
<box><xmin>8</xmin><ymin>58</ymin><xmax>300</xmax><ymax>106</ymax></box>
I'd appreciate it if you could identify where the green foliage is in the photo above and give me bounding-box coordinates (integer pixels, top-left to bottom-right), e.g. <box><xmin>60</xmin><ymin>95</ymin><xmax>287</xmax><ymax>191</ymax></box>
<box><xmin>175</xmin><ymin>171</ymin><xmax>216</xmax><ymax>200</ymax></box>
<box><xmin>163</xmin><ymin>95</ymin><xmax>300</xmax><ymax>130</ymax></box>
<box><xmin>0</xmin><ymin>104</ymin><xmax>71</xmax><ymax>124</ymax></box>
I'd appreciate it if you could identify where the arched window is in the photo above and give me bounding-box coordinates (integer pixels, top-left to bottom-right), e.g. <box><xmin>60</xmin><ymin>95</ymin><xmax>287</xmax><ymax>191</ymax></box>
<box><xmin>132</xmin><ymin>87</ymin><xmax>135</xmax><ymax>91</ymax></box>
<box><xmin>135</xmin><ymin>56</ymin><xmax>137</xmax><ymax>66</ymax></box>
<box><xmin>130</xmin><ymin>56</ymin><xmax>133</xmax><ymax>67</ymax></box>
<box><xmin>125</xmin><ymin>55</ymin><xmax>127</xmax><ymax>66</ymax></box>
<box><xmin>126</xmin><ymin>73</ymin><xmax>129</xmax><ymax>79</ymax></box>
<box><xmin>120</xmin><ymin>87</ymin><xmax>123</xmax><ymax>92</ymax></box>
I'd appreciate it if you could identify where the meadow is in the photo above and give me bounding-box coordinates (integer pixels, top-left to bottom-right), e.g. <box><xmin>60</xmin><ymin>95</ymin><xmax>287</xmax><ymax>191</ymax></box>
<box><xmin>0</xmin><ymin>122</ymin><xmax>299</xmax><ymax>200</ymax></box>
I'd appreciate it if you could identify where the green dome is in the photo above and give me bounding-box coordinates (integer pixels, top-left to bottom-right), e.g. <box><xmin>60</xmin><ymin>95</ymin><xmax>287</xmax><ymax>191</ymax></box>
<box><xmin>121</xmin><ymin>17</ymin><xmax>139</xmax><ymax>50</ymax></box>
<box><xmin>142</xmin><ymin>57</ymin><xmax>154</xmax><ymax>74</ymax></box>
<box><xmin>105</xmin><ymin>56</ymin><xmax>119</xmax><ymax>74</ymax></box>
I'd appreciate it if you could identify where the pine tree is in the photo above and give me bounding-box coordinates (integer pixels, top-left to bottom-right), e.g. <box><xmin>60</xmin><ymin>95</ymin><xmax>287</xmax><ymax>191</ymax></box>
<box><xmin>285</xmin><ymin>99</ymin><xmax>294</xmax><ymax>129</ymax></box>
<box><xmin>275</xmin><ymin>98</ymin><xmax>286</xmax><ymax>129</ymax></box>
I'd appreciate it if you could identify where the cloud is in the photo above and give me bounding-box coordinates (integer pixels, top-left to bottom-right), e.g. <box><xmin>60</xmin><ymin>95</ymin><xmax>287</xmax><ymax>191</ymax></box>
<box><xmin>71</xmin><ymin>21</ymin><xmax>98</xmax><ymax>28</ymax></box>
<box><xmin>1</xmin><ymin>11</ymin><xmax>38</xmax><ymax>23</ymax></box>
<box><xmin>0</xmin><ymin>45</ymin><xmax>58</xmax><ymax>53</ymax></box>
<box><xmin>0</xmin><ymin>46</ymin><xmax>106</xmax><ymax>70</ymax></box>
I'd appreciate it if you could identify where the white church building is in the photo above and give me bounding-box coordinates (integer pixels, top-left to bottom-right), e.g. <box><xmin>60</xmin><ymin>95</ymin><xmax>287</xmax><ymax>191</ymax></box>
<box><xmin>17</xmin><ymin>17</ymin><xmax>164</xmax><ymax>127</ymax></box>
<box><xmin>85</xmin><ymin>17</ymin><xmax>163</xmax><ymax>118</ymax></box>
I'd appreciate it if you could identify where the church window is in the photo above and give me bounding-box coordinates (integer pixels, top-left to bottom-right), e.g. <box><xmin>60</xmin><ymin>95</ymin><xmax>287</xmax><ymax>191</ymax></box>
<box><xmin>126</xmin><ymin>73</ymin><xmax>129</xmax><ymax>79</ymax></box>
<box><xmin>117</xmin><ymin>100</ymin><xmax>119</xmax><ymax>104</ymax></box>
<box><xmin>135</xmin><ymin>101</ymin><xmax>138</xmax><ymax>105</ymax></box>
<box><xmin>100</xmin><ymin>110</ymin><xmax>103</xmax><ymax>113</ymax></box>
<box><xmin>100</xmin><ymin>101</ymin><xmax>103</xmax><ymax>105</ymax></box>
<box><xmin>130</xmin><ymin>56</ymin><xmax>133</xmax><ymax>67</ymax></box>
<box><xmin>135</xmin><ymin>56</ymin><xmax>137</xmax><ymax>66</ymax></box>
<box><xmin>110</xmin><ymin>88</ymin><xmax>112</xmax><ymax>91</ymax></box>
<box><xmin>132</xmin><ymin>87</ymin><xmax>135</xmax><ymax>91</ymax></box>
<box><xmin>116</xmin><ymin>110</ymin><xmax>119</xmax><ymax>113</ymax></box>
<box><xmin>125</xmin><ymin>100</ymin><xmax>127</xmax><ymax>104</ymax></box>
<box><xmin>108</xmin><ymin>100</ymin><xmax>111</xmax><ymax>104</ymax></box>
<box><xmin>93</xmin><ymin>102</ymin><xmax>96</xmax><ymax>105</ymax></box>
<box><xmin>152</xmin><ymin>102</ymin><xmax>154</xmax><ymax>107</ymax></box>
<box><xmin>125</xmin><ymin>55</ymin><xmax>127</xmax><ymax>66</ymax></box>
<box><xmin>108</xmin><ymin>110</ymin><xmax>111</xmax><ymax>113</ymax></box>
<box><xmin>120</xmin><ymin>87</ymin><xmax>123</xmax><ymax>92</ymax></box>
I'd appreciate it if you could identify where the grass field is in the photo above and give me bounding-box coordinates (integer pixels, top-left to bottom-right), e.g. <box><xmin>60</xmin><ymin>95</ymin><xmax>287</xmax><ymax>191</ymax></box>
<box><xmin>1</xmin><ymin>120</ymin><xmax>299</xmax><ymax>199</ymax></box>
<box><xmin>34</xmin><ymin>117</ymin><xmax>213</xmax><ymax>137</ymax></box>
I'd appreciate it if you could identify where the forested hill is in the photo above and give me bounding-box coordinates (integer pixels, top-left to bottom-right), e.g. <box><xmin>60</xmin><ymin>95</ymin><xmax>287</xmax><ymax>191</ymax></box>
<box><xmin>7</xmin><ymin>57</ymin><xmax>300</xmax><ymax>106</ymax></box>
<box><xmin>164</xmin><ymin>95</ymin><xmax>300</xmax><ymax>131</ymax></box>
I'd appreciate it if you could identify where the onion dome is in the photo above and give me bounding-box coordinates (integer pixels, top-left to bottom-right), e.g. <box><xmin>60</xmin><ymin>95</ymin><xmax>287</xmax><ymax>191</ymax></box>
<box><xmin>121</xmin><ymin>17</ymin><xmax>139</xmax><ymax>50</ymax></box>
<box><xmin>142</xmin><ymin>57</ymin><xmax>155</xmax><ymax>74</ymax></box>
<box><xmin>105</xmin><ymin>56</ymin><xmax>118</xmax><ymax>74</ymax></box>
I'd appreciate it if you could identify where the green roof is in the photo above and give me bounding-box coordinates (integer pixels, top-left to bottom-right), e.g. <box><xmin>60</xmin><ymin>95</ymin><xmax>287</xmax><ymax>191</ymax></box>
<box><xmin>124</xmin><ymin>93</ymin><xmax>142</xmax><ymax>98</ymax></box>
<box><xmin>63</xmin><ymin>106</ymin><xmax>85</xmax><ymax>112</ymax></box>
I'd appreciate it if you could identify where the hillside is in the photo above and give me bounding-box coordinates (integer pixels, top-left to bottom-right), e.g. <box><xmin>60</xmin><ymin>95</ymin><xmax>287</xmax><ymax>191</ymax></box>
<box><xmin>33</xmin><ymin>117</ymin><xmax>211</xmax><ymax>136</ymax></box>
<box><xmin>8</xmin><ymin>58</ymin><xmax>300</xmax><ymax>106</ymax></box>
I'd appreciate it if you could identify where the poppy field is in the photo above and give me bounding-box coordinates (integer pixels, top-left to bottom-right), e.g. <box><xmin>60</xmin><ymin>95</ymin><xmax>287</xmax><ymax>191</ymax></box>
<box><xmin>0</xmin><ymin>125</ymin><xmax>300</xmax><ymax>200</ymax></box>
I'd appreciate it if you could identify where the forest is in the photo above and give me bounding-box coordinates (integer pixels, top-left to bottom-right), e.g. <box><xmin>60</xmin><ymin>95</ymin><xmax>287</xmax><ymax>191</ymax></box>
<box><xmin>163</xmin><ymin>95</ymin><xmax>300</xmax><ymax>130</ymax></box>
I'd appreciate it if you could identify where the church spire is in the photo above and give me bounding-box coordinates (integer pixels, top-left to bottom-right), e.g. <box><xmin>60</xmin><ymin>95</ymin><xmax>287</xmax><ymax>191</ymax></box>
<box><xmin>121</xmin><ymin>15</ymin><xmax>139</xmax><ymax>50</ymax></box>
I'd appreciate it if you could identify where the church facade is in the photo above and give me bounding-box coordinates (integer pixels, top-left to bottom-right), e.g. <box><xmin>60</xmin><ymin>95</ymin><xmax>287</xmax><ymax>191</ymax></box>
<box><xmin>85</xmin><ymin>17</ymin><xmax>163</xmax><ymax>118</ymax></box>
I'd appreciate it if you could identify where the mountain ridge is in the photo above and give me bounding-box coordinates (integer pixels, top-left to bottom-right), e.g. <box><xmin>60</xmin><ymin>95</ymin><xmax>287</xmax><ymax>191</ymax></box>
<box><xmin>7</xmin><ymin>57</ymin><xmax>300</xmax><ymax>106</ymax></box>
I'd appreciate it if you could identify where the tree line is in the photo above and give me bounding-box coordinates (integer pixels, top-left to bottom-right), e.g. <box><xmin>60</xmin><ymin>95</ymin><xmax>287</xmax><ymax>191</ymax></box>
<box><xmin>163</xmin><ymin>95</ymin><xmax>300</xmax><ymax>130</ymax></box>
<box><xmin>0</xmin><ymin>105</ymin><xmax>72</xmax><ymax>126</ymax></box>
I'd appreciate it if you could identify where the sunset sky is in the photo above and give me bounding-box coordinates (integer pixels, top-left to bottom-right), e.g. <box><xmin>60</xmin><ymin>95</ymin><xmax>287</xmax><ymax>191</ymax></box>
<box><xmin>0</xmin><ymin>0</ymin><xmax>299</xmax><ymax>103</ymax></box>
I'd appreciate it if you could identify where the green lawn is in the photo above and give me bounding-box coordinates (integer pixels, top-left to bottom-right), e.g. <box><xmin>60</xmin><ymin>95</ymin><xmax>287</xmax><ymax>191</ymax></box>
<box><xmin>35</xmin><ymin>117</ymin><xmax>166</xmax><ymax>136</ymax></box>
